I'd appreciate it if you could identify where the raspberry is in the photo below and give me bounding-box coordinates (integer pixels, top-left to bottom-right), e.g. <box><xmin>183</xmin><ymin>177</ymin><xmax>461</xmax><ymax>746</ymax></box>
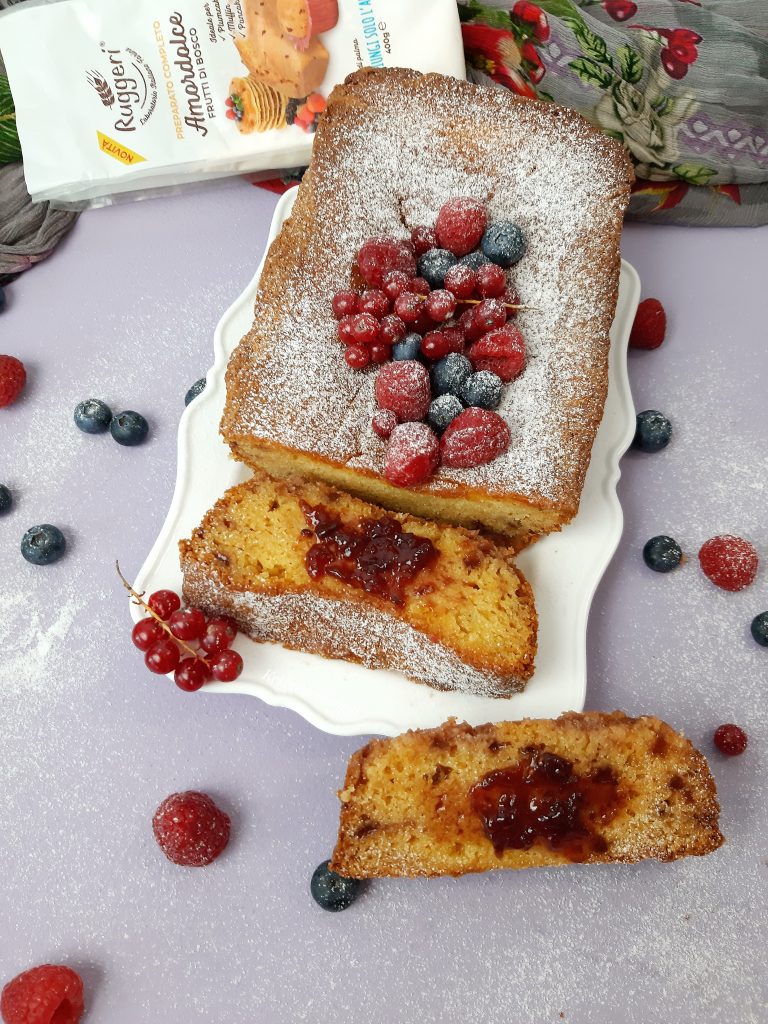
<box><xmin>440</xmin><ymin>408</ymin><xmax>511</xmax><ymax>468</ymax></box>
<box><xmin>350</xmin><ymin>312</ymin><xmax>381</xmax><ymax>346</ymax></box>
<box><xmin>0</xmin><ymin>355</ymin><xmax>26</xmax><ymax>409</ymax></box>
<box><xmin>435</xmin><ymin>198</ymin><xmax>487</xmax><ymax>257</ymax></box>
<box><xmin>713</xmin><ymin>724</ymin><xmax>748</xmax><ymax>757</ymax></box>
<box><xmin>443</xmin><ymin>264</ymin><xmax>477</xmax><ymax>300</ymax></box>
<box><xmin>410</xmin><ymin>225</ymin><xmax>438</xmax><ymax>257</ymax></box>
<box><xmin>475</xmin><ymin>263</ymin><xmax>506</xmax><ymax>298</ymax></box>
<box><xmin>358</xmin><ymin>289</ymin><xmax>390</xmax><ymax>319</ymax></box>
<box><xmin>357</xmin><ymin>237</ymin><xmax>416</xmax><ymax>288</ymax></box>
<box><xmin>629</xmin><ymin>298</ymin><xmax>667</xmax><ymax>350</ymax></box>
<box><xmin>425</xmin><ymin>289</ymin><xmax>457</xmax><ymax>323</ymax></box>
<box><xmin>384</xmin><ymin>422</ymin><xmax>440</xmax><ymax>487</ymax></box>
<box><xmin>1</xmin><ymin>965</ymin><xmax>84</xmax><ymax>1024</ymax></box>
<box><xmin>379</xmin><ymin>314</ymin><xmax>407</xmax><ymax>346</ymax></box>
<box><xmin>174</xmin><ymin>657</ymin><xmax>211</xmax><ymax>692</ymax></box>
<box><xmin>382</xmin><ymin>270</ymin><xmax>410</xmax><ymax>301</ymax></box>
<box><xmin>698</xmin><ymin>535</ymin><xmax>758</xmax><ymax>592</ymax></box>
<box><xmin>468</xmin><ymin>325</ymin><xmax>526</xmax><ymax>382</ymax></box>
<box><xmin>375</xmin><ymin>360</ymin><xmax>431</xmax><ymax>422</ymax></box>
<box><xmin>331</xmin><ymin>290</ymin><xmax>358</xmax><ymax>319</ymax></box>
<box><xmin>393</xmin><ymin>291</ymin><xmax>424</xmax><ymax>325</ymax></box>
<box><xmin>152</xmin><ymin>790</ymin><xmax>231</xmax><ymax>866</ymax></box>
<box><xmin>421</xmin><ymin>328</ymin><xmax>465</xmax><ymax>361</ymax></box>
<box><xmin>372</xmin><ymin>409</ymin><xmax>398</xmax><ymax>438</ymax></box>
<box><xmin>344</xmin><ymin>345</ymin><xmax>370</xmax><ymax>370</ymax></box>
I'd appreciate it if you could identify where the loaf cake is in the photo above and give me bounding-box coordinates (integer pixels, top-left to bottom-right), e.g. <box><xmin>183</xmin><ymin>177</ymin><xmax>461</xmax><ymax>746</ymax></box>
<box><xmin>331</xmin><ymin>712</ymin><xmax>723</xmax><ymax>878</ymax></box>
<box><xmin>179</xmin><ymin>472</ymin><xmax>537</xmax><ymax>696</ymax></box>
<box><xmin>222</xmin><ymin>68</ymin><xmax>634</xmax><ymax>543</ymax></box>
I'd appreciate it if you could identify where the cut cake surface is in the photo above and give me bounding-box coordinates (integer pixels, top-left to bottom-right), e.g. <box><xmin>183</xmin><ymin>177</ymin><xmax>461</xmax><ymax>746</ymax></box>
<box><xmin>222</xmin><ymin>68</ymin><xmax>634</xmax><ymax>540</ymax></box>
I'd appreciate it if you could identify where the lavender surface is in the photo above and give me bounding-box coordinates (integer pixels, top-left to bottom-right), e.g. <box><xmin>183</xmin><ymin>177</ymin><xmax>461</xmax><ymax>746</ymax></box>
<box><xmin>1</xmin><ymin>179</ymin><xmax>766</xmax><ymax>1023</ymax></box>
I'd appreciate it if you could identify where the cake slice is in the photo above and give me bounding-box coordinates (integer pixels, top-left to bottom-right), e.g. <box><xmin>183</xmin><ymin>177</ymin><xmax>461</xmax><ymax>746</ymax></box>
<box><xmin>222</xmin><ymin>67</ymin><xmax>634</xmax><ymax>543</ymax></box>
<box><xmin>179</xmin><ymin>473</ymin><xmax>537</xmax><ymax>696</ymax></box>
<box><xmin>331</xmin><ymin>713</ymin><xmax>723</xmax><ymax>878</ymax></box>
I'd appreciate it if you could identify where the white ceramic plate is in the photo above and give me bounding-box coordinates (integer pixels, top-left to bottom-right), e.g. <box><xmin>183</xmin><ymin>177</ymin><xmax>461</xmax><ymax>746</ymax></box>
<box><xmin>131</xmin><ymin>189</ymin><xmax>640</xmax><ymax>737</ymax></box>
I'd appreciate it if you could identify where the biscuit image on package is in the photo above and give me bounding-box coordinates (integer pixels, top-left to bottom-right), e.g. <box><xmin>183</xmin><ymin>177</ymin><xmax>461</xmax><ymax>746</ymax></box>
<box><xmin>229</xmin><ymin>76</ymin><xmax>289</xmax><ymax>133</ymax></box>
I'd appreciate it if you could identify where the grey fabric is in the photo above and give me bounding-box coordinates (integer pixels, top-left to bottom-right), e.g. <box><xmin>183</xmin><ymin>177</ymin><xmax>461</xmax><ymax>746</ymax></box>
<box><xmin>0</xmin><ymin>162</ymin><xmax>78</xmax><ymax>283</ymax></box>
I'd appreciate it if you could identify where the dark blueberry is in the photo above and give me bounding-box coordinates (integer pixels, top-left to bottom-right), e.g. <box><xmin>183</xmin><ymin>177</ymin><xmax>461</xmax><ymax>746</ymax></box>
<box><xmin>310</xmin><ymin>859</ymin><xmax>364</xmax><ymax>912</ymax></box>
<box><xmin>0</xmin><ymin>484</ymin><xmax>12</xmax><ymax>515</ymax></box>
<box><xmin>74</xmin><ymin>398</ymin><xmax>112</xmax><ymax>434</ymax></box>
<box><xmin>458</xmin><ymin>249</ymin><xmax>490</xmax><ymax>271</ymax></box>
<box><xmin>750</xmin><ymin>612</ymin><xmax>768</xmax><ymax>647</ymax></box>
<box><xmin>21</xmin><ymin>524</ymin><xmax>66</xmax><ymax>565</ymax></box>
<box><xmin>633</xmin><ymin>410</ymin><xmax>672</xmax><ymax>453</ymax></box>
<box><xmin>417</xmin><ymin>248</ymin><xmax>457</xmax><ymax>289</ymax></box>
<box><xmin>431</xmin><ymin>353</ymin><xmax>472</xmax><ymax>398</ymax></box>
<box><xmin>643</xmin><ymin>535</ymin><xmax>682</xmax><ymax>573</ymax></box>
<box><xmin>460</xmin><ymin>370</ymin><xmax>503</xmax><ymax>410</ymax></box>
<box><xmin>184</xmin><ymin>377</ymin><xmax>207</xmax><ymax>406</ymax></box>
<box><xmin>392</xmin><ymin>333</ymin><xmax>423</xmax><ymax>362</ymax></box>
<box><xmin>481</xmin><ymin>222</ymin><xmax>526</xmax><ymax>268</ymax></box>
<box><xmin>110</xmin><ymin>410</ymin><xmax>149</xmax><ymax>446</ymax></box>
<box><xmin>427</xmin><ymin>394</ymin><xmax>463</xmax><ymax>434</ymax></box>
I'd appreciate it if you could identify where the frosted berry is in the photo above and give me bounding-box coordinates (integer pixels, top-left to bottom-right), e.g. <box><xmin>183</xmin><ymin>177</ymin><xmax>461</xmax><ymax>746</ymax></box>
<box><xmin>643</xmin><ymin>535</ymin><xmax>682</xmax><ymax>573</ymax></box>
<box><xmin>698</xmin><ymin>535</ymin><xmax>758</xmax><ymax>592</ymax></box>
<box><xmin>393</xmin><ymin>292</ymin><xmax>424</xmax><ymax>325</ymax></box>
<box><xmin>199</xmin><ymin>618</ymin><xmax>237</xmax><ymax>655</ymax></box>
<box><xmin>337</xmin><ymin>315</ymin><xmax>356</xmax><ymax>345</ymax></box>
<box><xmin>184</xmin><ymin>378</ymin><xmax>206</xmax><ymax>406</ymax></box>
<box><xmin>392</xmin><ymin>333</ymin><xmax>423</xmax><ymax>362</ymax></box>
<box><xmin>350</xmin><ymin>312</ymin><xmax>381</xmax><ymax>346</ymax></box>
<box><xmin>443</xmin><ymin>263</ymin><xmax>477</xmax><ymax>300</ymax></box>
<box><xmin>502</xmin><ymin>285</ymin><xmax>521</xmax><ymax>313</ymax></box>
<box><xmin>152</xmin><ymin>790</ymin><xmax>231</xmax><ymax>866</ymax></box>
<box><xmin>473</xmin><ymin>298</ymin><xmax>507</xmax><ymax>335</ymax></box>
<box><xmin>311</xmin><ymin>860</ymin><xmax>364</xmax><ymax>912</ymax></box>
<box><xmin>410</xmin><ymin>225</ymin><xmax>439</xmax><ymax>257</ymax></box>
<box><xmin>345</xmin><ymin>345</ymin><xmax>371</xmax><ymax>370</ymax></box>
<box><xmin>421</xmin><ymin>328</ymin><xmax>464</xmax><ymax>361</ymax></box>
<box><xmin>357</xmin><ymin>237</ymin><xmax>416</xmax><ymax>288</ymax></box>
<box><xmin>431</xmin><ymin>353</ymin><xmax>473</xmax><ymax>397</ymax></box>
<box><xmin>132</xmin><ymin>617</ymin><xmax>165</xmax><ymax>652</ymax></box>
<box><xmin>174</xmin><ymin>657</ymin><xmax>211</xmax><ymax>692</ymax></box>
<box><xmin>460</xmin><ymin>370</ymin><xmax>503</xmax><ymax>410</ymax></box>
<box><xmin>417</xmin><ymin>248</ymin><xmax>457</xmax><ymax>290</ymax></box>
<box><xmin>481</xmin><ymin>222</ymin><xmax>526</xmax><ymax>267</ymax></box>
<box><xmin>0</xmin><ymin>355</ymin><xmax>26</xmax><ymax>408</ymax></box>
<box><xmin>382</xmin><ymin>270</ymin><xmax>410</xmax><ymax>301</ymax></box>
<box><xmin>210</xmin><ymin>649</ymin><xmax>244</xmax><ymax>682</ymax></box>
<box><xmin>458</xmin><ymin>307</ymin><xmax>478</xmax><ymax>340</ymax></box>
<box><xmin>629</xmin><ymin>298</ymin><xmax>667</xmax><ymax>350</ymax></box>
<box><xmin>409</xmin><ymin>276</ymin><xmax>431</xmax><ymax>296</ymax></box>
<box><xmin>74</xmin><ymin>398</ymin><xmax>112</xmax><ymax>434</ymax></box>
<box><xmin>440</xmin><ymin>408</ymin><xmax>511</xmax><ymax>468</ymax></box>
<box><xmin>168</xmin><ymin>606</ymin><xmax>207</xmax><ymax>641</ymax></box>
<box><xmin>379</xmin><ymin>314</ymin><xmax>407</xmax><ymax>346</ymax></box>
<box><xmin>436</xmin><ymin>198</ymin><xmax>488</xmax><ymax>257</ymax></box>
<box><xmin>372</xmin><ymin>409</ymin><xmax>398</xmax><ymax>438</ymax></box>
<box><xmin>713</xmin><ymin>724</ymin><xmax>747</xmax><ymax>757</ymax></box>
<box><xmin>475</xmin><ymin>263</ymin><xmax>506</xmax><ymax>298</ymax></box>
<box><xmin>332</xmin><ymin>290</ymin><xmax>358</xmax><ymax>319</ymax></box>
<box><xmin>427</xmin><ymin>394</ymin><xmax>463</xmax><ymax>434</ymax></box>
<box><xmin>375</xmin><ymin>360</ymin><xmax>431</xmax><ymax>422</ymax></box>
<box><xmin>148</xmin><ymin>589</ymin><xmax>181</xmax><ymax>620</ymax></box>
<box><xmin>359</xmin><ymin>289</ymin><xmax>390</xmax><ymax>319</ymax></box>
<box><xmin>369</xmin><ymin>343</ymin><xmax>392</xmax><ymax>364</ymax></box>
<box><xmin>425</xmin><ymin>289</ymin><xmax>457</xmax><ymax>323</ymax></box>
<box><xmin>20</xmin><ymin>525</ymin><xmax>66</xmax><ymax>566</ymax></box>
<box><xmin>384</xmin><ymin>422</ymin><xmax>440</xmax><ymax>487</ymax></box>
<box><xmin>110</xmin><ymin>410</ymin><xmax>149</xmax><ymax>446</ymax></box>
<box><xmin>468</xmin><ymin>325</ymin><xmax>526</xmax><ymax>381</ymax></box>
<box><xmin>1</xmin><ymin>964</ymin><xmax>84</xmax><ymax>1024</ymax></box>
<box><xmin>0</xmin><ymin>484</ymin><xmax>12</xmax><ymax>515</ymax></box>
<box><xmin>750</xmin><ymin>612</ymin><xmax>768</xmax><ymax>647</ymax></box>
<box><xmin>459</xmin><ymin>250</ymin><xmax>490</xmax><ymax>271</ymax></box>
<box><xmin>633</xmin><ymin>410</ymin><xmax>672</xmax><ymax>453</ymax></box>
<box><xmin>145</xmin><ymin>638</ymin><xmax>181</xmax><ymax>674</ymax></box>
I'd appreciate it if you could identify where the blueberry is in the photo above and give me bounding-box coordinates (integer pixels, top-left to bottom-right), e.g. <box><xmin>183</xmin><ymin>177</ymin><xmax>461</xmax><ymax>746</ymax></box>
<box><xmin>310</xmin><ymin>859</ymin><xmax>364</xmax><ymax>912</ymax></box>
<box><xmin>0</xmin><ymin>484</ymin><xmax>12</xmax><ymax>515</ymax></box>
<box><xmin>21</xmin><ymin>524</ymin><xmax>66</xmax><ymax>565</ymax></box>
<box><xmin>643</xmin><ymin>535</ymin><xmax>682</xmax><ymax>573</ymax></box>
<box><xmin>750</xmin><ymin>612</ymin><xmax>768</xmax><ymax>647</ymax></box>
<box><xmin>110</xmin><ymin>410</ymin><xmax>149</xmax><ymax>446</ymax></box>
<box><xmin>460</xmin><ymin>370</ymin><xmax>503</xmax><ymax>410</ymax></box>
<box><xmin>74</xmin><ymin>398</ymin><xmax>112</xmax><ymax>434</ymax></box>
<box><xmin>417</xmin><ymin>248</ymin><xmax>457</xmax><ymax>289</ymax></box>
<box><xmin>392</xmin><ymin>333</ymin><xmax>423</xmax><ymax>362</ymax></box>
<box><xmin>431</xmin><ymin>353</ymin><xmax>472</xmax><ymax>397</ymax></box>
<box><xmin>481</xmin><ymin>222</ymin><xmax>526</xmax><ymax>268</ymax></box>
<box><xmin>458</xmin><ymin>250</ymin><xmax>490</xmax><ymax>271</ymax></box>
<box><xmin>285</xmin><ymin>97</ymin><xmax>302</xmax><ymax>126</ymax></box>
<box><xmin>184</xmin><ymin>377</ymin><xmax>207</xmax><ymax>406</ymax></box>
<box><xmin>633</xmin><ymin>410</ymin><xmax>672</xmax><ymax>453</ymax></box>
<box><xmin>427</xmin><ymin>394</ymin><xmax>463</xmax><ymax>434</ymax></box>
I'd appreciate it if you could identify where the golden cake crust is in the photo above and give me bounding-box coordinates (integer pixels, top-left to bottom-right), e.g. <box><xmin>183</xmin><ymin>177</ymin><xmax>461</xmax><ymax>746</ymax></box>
<box><xmin>331</xmin><ymin>712</ymin><xmax>723</xmax><ymax>878</ymax></box>
<box><xmin>222</xmin><ymin>68</ymin><xmax>634</xmax><ymax>540</ymax></box>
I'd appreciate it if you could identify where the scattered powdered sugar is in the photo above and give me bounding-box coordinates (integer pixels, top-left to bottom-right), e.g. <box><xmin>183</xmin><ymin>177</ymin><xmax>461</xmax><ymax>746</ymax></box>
<box><xmin>227</xmin><ymin>71</ymin><xmax>631</xmax><ymax>505</ymax></box>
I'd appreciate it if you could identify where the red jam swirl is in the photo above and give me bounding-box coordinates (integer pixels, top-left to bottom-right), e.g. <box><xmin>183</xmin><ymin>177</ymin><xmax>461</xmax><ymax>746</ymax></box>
<box><xmin>468</xmin><ymin>748</ymin><xmax>622</xmax><ymax>862</ymax></box>
<box><xmin>300</xmin><ymin>502</ymin><xmax>438</xmax><ymax>606</ymax></box>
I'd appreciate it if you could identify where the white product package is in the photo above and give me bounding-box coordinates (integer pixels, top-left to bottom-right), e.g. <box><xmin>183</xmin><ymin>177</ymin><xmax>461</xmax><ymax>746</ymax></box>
<box><xmin>0</xmin><ymin>0</ymin><xmax>466</xmax><ymax>206</ymax></box>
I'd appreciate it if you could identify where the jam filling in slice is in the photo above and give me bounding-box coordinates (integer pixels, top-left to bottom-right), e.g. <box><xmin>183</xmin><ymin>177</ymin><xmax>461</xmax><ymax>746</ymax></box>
<box><xmin>468</xmin><ymin>747</ymin><xmax>623</xmax><ymax>862</ymax></box>
<box><xmin>300</xmin><ymin>501</ymin><xmax>438</xmax><ymax>606</ymax></box>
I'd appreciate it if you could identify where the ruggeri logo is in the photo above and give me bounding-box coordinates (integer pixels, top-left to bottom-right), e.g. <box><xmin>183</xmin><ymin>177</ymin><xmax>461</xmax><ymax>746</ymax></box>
<box><xmin>86</xmin><ymin>44</ymin><xmax>158</xmax><ymax>132</ymax></box>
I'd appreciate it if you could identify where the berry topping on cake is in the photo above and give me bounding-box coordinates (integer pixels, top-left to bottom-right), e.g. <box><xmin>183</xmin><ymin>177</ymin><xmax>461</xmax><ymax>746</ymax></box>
<box><xmin>369</xmin><ymin>343</ymin><xmax>392</xmax><ymax>365</ymax></box>
<box><xmin>20</xmin><ymin>524</ymin><xmax>66</xmax><ymax>566</ymax></box>
<box><xmin>630</xmin><ymin>298</ymin><xmax>667</xmax><ymax>350</ymax></box>
<box><xmin>440</xmin><ymin>408</ymin><xmax>511</xmax><ymax>468</ymax></box>
<box><xmin>425</xmin><ymin>289</ymin><xmax>457</xmax><ymax>323</ymax></box>
<box><xmin>74</xmin><ymin>398</ymin><xmax>112</xmax><ymax>434</ymax></box>
<box><xmin>310</xmin><ymin>860</ymin><xmax>364</xmax><ymax>912</ymax></box>
<box><xmin>698</xmin><ymin>535</ymin><xmax>758</xmax><ymax>592</ymax></box>
<box><xmin>410</xmin><ymin>225</ymin><xmax>439</xmax><ymax>257</ymax></box>
<box><xmin>332</xmin><ymin>290</ymin><xmax>359</xmax><ymax>319</ymax></box>
<box><xmin>359</xmin><ymin>289</ymin><xmax>390</xmax><ymax>319</ymax></box>
<box><xmin>633</xmin><ymin>410</ymin><xmax>672</xmax><ymax>453</ymax></box>
<box><xmin>381</xmin><ymin>270</ymin><xmax>410</xmax><ymax>301</ymax></box>
<box><xmin>473</xmin><ymin>298</ymin><xmax>508</xmax><ymax>334</ymax></box>
<box><xmin>379</xmin><ymin>314</ymin><xmax>407</xmax><ymax>346</ymax></box>
<box><xmin>392</xmin><ymin>333</ymin><xmax>423</xmax><ymax>362</ymax></box>
<box><xmin>643</xmin><ymin>535</ymin><xmax>683</xmax><ymax>573</ymax></box>
<box><xmin>435</xmin><ymin>198</ymin><xmax>488</xmax><ymax>257</ymax></box>
<box><xmin>443</xmin><ymin>263</ymin><xmax>477</xmax><ymax>299</ymax></box>
<box><xmin>750</xmin><ymin>611</ymin><xmax>768</xmax><ymax>647</ymax></box>
<box><xmin>481</xmin><ymin>222</ymin><xmax>526</xmax><ymax>267</ymax></box>
<box><xmin>357</xmin><ymin>237</ymin><xmax>416</xmax><ymax>288</ymax></box>
<box><xmin>152</xmin><ymin>791</ymin><xmax>231</xmax><ymax>866</ymax></box>
<box><xmin>460</xmin><ymin>370</ymin><xmax>504</xmax><ymax>410</ymax></box>
<box><xmin>427</xmin><ymin>394</ymin><xmax>463</xmax><ymax>434</ymax></box>
<box><xmin>0</xmin><ymin>354</ymin><xmax>26</xmax><ymax>408</ymax></box>
<box><xmin>417</xmin><ymin>248</ymin><xmax>457</xmax><ymax>289</ymax></box>
<box><xmin>713</xmin><ymin>724</ymin><xmax>747</xmax><ymax>757</ymax></box>
<box><xmin>344</xmin><ymin>345</ymin><xmax>371</xmax><ymax>369</ymax></box>
<box><xmin>1</xmin><ymin>964</ymin><xmax>84</xmax><ymax>1024</ymax></box>
<box><xmin>409</xmin><ymin>276</ymin><xmax>431</xmax><ymax>296</ymax></box>
<box><xmin>431</xmin><ymin>353</ymin><xmax>473</xmax><ymax>397</ymax></box>
<box><xmin>475</xmin><ymin>263</ymin><xmax>506</xmax><ymax>298</ymax></box>
<box><xmin>468</xmin><ymin>325</ymin><xmax>526</xmax><ymax>382</ymax></box>
<box><xmin>372</xmin><ymin>408</ymin><xmax>398</xmax><ymax>438</ymax></box>
<box><xmin>421</xmin><ymin>327</ymin><xmax>465</xmax><ymax>361</ymax></box>
<box><xmin>384</xmin><ymin>422</ymin><xmax>440</xmax><ymax>487</ymax></box>
<box><xmin>459</xmin><ymin>249</ymin><xmax>491</xmax><ymax>271</ymax></box>
<box><xmin>375</xmin><ymin>360</ymin><xmax>431</xmax><ymax>423</ymax></box>
<box><xmin>350</xmin><ymin>312</ymin><xmax>381</xmax><ymax>346</ymax></box>
<box><xmin>393</xmin><ymin>291</ymin><xmax>424</xmax><ymax>325</ymax></box>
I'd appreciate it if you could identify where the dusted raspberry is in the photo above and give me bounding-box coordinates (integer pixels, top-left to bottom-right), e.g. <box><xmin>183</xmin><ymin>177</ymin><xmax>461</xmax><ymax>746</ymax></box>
<box><xmin>152</xmin><ymin>790</ymin><xmax>231</xmax><ymax>867</ymax></box>
<box><xmin>393</xmin><ymin>291</ymin><xmax>424</xmax><ymax>325</ymax></box>
<box><xmin>382</xmin><ymin>270</ymin><xmax>411</xmax><ymax>301</ymax></box>
<box><xmin>698</xmin><ymin>535</ymin><xmax>759</xmax><ymax>592</ymax></box>
<box><xmin>410</xmin><ymin>225</ymin><xmax>439</xmax><ymax>257</ymax></box>
<box><xmin>413</xmin><ymin>308</ymin><xmax>435</xmax><ymax>337</ymax></box>
<box><xmin>379</xmin><ymin>315</ymin><xmax>407</xmax><ymax>346</ymax></box>
<box><xmin>421</xmin><ymin>328</ymin><xmax>465</xmax><ymax>361</ymax></box>
<box><xmin>375</xmin><ymin>360</ymin><xmax>431</xmax><ymax>422</ymax></box>
<box><xmin>358</xmin><ymin>289</ymin><xmax>390</xmax><ymax>319</ymax></box>
<box><xmin>331</xmin><ymin>290</ymin><xmax>358</xmax><ymax>319</ymax></box>
<box><xmin>440</xmin><ymin>408</ymin><xmax>511</xmax><ymax>469</ymax></box>
<box><xmin>0</xmin><ymin>355</ymin><xmax>26</xmax><ymax>409</ymax></box>
<box><xmin>443</xmin><ymin>263</ymin><xmax>477</xmax><ymax>299</ymax></box>
<box><xmin>435</xmin><ymin>198</ymin><xmax>488</xmax><ymax>257</ymax></box>
<box><xmin>468</xmin><ymin>325</ymin><xmax>526</xmax><ymax>381</ymax></box>
<box><xmin>713</xmin><ymin>724</ymin><xmax>748</xmax><ymax>757</ymax></box>
<box><xmin>629</xmin><ymin>298</ymin><xmax>667</xmax><ymax>350</ymax></box>
<box><xmin>475</xmin><ymin>263</ymin><xmax>506</xmax><ymax>298</ymax></box>
<box><xmin>384</xmin><ymin>422</ymin><xmax>440</xmax><ymax>487</ymax></box>
<box><xmin>1</xmin><ymin>965</ymin><xmax>84</xmax><ymax>1024</ymax></box>
<box><xmin>372</xmin><ymin>408</ymin><xmax>398</xmax><ymax>438</ymax></box>
<box><xmin>357</xmin><ymin>237</ymin><xmax>416</xmax><ymax>288</ymax></box>
<box><xmin>425</xmin><ymin>289</ymin><xmax>457</xmax><ymax>323</ymax></box>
